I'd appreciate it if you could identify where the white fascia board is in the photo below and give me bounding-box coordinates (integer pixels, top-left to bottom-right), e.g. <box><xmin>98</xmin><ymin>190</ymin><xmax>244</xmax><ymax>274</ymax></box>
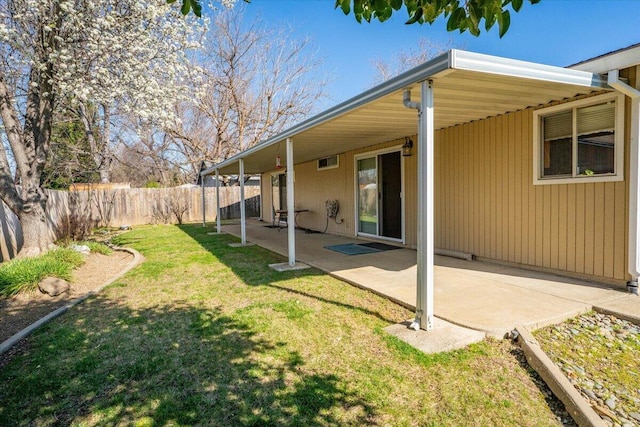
<box><xmin>571</xmin><ymin>45</ymin><xmax>640</xmax><ymax>74</ymax></box>
<box><xmin>450</xmin><ymin>49</ymin><xmax>609</xmax><ymax>88</ymax></box>
<box><xmin>201</xmin><ymin>52</ymin><xmax>452</xmax><ymax>176</ymax></box>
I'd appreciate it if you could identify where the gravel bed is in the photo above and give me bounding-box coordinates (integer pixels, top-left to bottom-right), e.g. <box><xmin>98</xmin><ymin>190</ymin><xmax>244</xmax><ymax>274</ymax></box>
<box><xmin>535</xmin><ymin>312</ymin><xmax>640</xmax><ymax>427</ymax></box>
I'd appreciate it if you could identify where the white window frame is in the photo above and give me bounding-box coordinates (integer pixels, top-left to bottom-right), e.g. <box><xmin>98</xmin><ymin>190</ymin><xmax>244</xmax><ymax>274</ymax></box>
<box><xmin>317</xmin><ymin>154</ymin><xmax>340</xmax><ymax>171</ymax></box>
<box><xmin>353</xmin><ymin>145</ymin><xmax>405</xmax><ymax>244</ymax></box>
<box><xmin>270</xmin><ymin>170</ymin><xmax>287</xmax><ymax>212</ymax></box>
<box><xmin>533</xmin><ymin>92</ymin><xmax>625</xmax><ymax>185</ymax></box>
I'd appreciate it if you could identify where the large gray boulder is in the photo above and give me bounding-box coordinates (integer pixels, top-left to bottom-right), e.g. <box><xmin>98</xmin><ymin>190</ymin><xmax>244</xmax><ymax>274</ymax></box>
<box><xmin>38</xmin><ymin>277</ymin><xmax>70</xmax><ymax>296</ymax></box>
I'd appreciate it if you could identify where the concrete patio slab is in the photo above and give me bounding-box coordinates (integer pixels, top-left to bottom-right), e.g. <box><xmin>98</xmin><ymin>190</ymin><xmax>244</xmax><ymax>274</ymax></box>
<box><xmin>218</xmin><ymin>220</ymin><xmax>637</xmax><ymax>339</ymax></box>
<box><xmin>228</xmin><ymin>242</ymin><xmax>255</xmax><ymax>247</ymax></box>
<box><xmin>385</xmin><ymin>319</ymin><xmax>485</xmax><ymax>354</ymax></box>
<box><xmin>268</xmin><ymin>262</ymin><xmax>311</xmax><ymax>272</ymax></box>
<box><xmin>593</xmin><ymin>294</ymin><xmax>640</xmax><ymax>324</ymax></box>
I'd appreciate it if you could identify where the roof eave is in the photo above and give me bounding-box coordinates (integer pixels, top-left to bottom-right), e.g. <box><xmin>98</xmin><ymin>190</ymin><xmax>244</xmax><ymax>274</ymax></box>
<box><xmin>451</xmin><ymin>50</ymin><xmax>609</xmax><ymax>88</ymax></box>
<box><xmin>569</xmin><ymin>43</ymin><xmax>640</xmax><ymax>73</ymax></box>
<box><xmin>202</xmin><ymin>49</ymin><xmax>609</xmax><ymax>176</ymax></box>
<box><xmin>201</xmin><ymin>51</ymin><xmax>452</xmax><ymax>176</ymax></box>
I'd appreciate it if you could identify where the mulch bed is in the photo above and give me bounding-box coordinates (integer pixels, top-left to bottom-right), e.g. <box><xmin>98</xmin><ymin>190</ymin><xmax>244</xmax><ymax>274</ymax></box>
<box><xmin>0</xmin><ymin>250</ymin><xmax>133</xmax><ymax>344</ymax></box>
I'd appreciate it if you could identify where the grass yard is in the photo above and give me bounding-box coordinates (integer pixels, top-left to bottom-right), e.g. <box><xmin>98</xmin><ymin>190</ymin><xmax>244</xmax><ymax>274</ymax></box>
<box><xmin>0</xmin><ymin>225</ymin><xmax>564</xmax><ymax>426</ymax></box>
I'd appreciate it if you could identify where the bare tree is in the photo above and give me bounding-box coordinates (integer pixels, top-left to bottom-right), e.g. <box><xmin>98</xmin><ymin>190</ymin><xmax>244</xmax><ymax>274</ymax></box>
<box><xmin>75</xmin><ymin>103</ymin><xmax>114</xmax><ymax>184</ymax></box>
<box><xmin>370</xmin><ymin>38</ymin><xmax>458</xmax><ymax>85</ymax></box>
<box><xmin>167</xmin><ymin>7</ymin><xmax>327</xmax><ymax>175</ymax></box>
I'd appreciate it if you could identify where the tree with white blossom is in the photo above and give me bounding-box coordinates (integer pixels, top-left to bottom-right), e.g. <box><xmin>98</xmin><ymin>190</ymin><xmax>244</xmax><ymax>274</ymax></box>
<box><xmin>0</xmin><ymin>0</ymin><xmax>206</xmax><ymax>256</ymax></box>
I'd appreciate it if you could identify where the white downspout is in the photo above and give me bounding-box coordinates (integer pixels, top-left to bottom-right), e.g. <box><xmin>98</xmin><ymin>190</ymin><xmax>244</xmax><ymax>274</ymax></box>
<box><xmin>286</xmin><ymin>137</ymin><xmax>296</xmax><ymax>266</ymax></box>
<box><xmin>404</xmin><ymin>84</ymin><xmax>435</xmax><ymax>331</ymax></box>
<box><xmin>609</xmin><ymin>69</ymin><xmax>640</xmax><ymax>294</ymax></box>
<box><xmin>403</xmin><ymin>89</ymin><xmax>420</xmax><ymax>110</ymax></box>
<box><xmin>239</xmin><ymin>159</ymin><xmax>247</xmax><ymax>244</ymax></box>
<box><xmin>216</xmin><ymin>169</ymin><xmax>222</xmax><ymax>233</ymax></box>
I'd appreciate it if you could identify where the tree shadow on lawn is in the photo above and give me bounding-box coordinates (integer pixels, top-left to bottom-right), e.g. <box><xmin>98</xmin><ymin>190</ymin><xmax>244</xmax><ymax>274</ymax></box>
<box><xmin>0</xmin><ymin>295</ymin><xmax>377</xmax><ymax>426</ymax></box>
<box><xmin>175</xmin><ymin>224</ymin><xmax>405</xmax><ymax>324</ymax></box>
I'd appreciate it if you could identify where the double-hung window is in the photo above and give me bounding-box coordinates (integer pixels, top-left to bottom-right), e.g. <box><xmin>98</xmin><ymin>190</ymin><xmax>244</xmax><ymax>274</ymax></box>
<box><xmin>533</xmin><ymin>92</ymin><xmax>624</xmax><ymax>185</ymax></box>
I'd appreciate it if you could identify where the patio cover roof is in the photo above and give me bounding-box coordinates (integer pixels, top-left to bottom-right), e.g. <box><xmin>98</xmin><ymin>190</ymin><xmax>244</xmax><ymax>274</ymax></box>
<box><xmin>202</xmin><ymin>49</ymin><xmax>610</xmax><ymax>176</ymax></box>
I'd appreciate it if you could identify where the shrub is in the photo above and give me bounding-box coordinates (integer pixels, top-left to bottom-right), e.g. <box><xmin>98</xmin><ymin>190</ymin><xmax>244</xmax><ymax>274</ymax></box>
<box><xmin>0</xmin><ymin>248</ymin><xmax>86</xmax><ymax>297</ymax></box>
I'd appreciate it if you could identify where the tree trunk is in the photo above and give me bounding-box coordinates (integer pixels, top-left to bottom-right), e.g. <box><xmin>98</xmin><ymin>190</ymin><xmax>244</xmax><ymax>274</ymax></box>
<box><xmin>99</xmin><ymin>164</ymin><xmax>111</xmax><ymax>183</ymax></box>
<box><xmin>17</xmin><ymin>192</ymin><xmax>52</xmax><ymax>258</ymax></box>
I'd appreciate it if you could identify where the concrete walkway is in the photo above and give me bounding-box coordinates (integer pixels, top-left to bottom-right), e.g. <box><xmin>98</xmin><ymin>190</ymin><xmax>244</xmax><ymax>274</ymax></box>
<box><xmin>219</xmin><ymin>220</ymin><xmax>639</xmax><ymax>339</ymax></box>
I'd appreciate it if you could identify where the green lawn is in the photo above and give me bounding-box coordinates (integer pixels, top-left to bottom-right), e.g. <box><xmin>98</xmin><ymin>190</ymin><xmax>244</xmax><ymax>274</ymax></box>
<box><xmin>0</xmin><ymin>225</ymin><xmax>564</xmax><ymax>426</ymax></box>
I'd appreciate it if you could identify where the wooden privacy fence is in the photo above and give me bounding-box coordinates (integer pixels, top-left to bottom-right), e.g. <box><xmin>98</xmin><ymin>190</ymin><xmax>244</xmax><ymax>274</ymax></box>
<box><xmin>0</xmin><ymin>186</ymin><xmax>261</xmax><ymax>262</ymax></box>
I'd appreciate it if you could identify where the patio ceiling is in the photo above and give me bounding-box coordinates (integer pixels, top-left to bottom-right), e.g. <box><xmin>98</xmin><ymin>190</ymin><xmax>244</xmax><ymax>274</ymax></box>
<box><xmin>204</xmin><ymin>50</ymin><xmax>610</xmax><ymax>176</ymax></box>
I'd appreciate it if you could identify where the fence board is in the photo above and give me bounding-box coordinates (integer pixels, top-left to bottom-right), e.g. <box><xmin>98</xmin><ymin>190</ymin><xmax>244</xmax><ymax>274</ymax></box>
<box><xmin>0</xmin><ymin>186</ymin><xmax>260</xmax><ymax>262</ymax></box>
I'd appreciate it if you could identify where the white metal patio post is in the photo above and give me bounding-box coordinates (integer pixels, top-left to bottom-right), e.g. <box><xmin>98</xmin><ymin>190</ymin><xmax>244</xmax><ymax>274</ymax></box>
<box><xmin>268</xmin><ymin>139</ymin><xmax>308</xmax><ymax>272</ymax></box>
<box><xmin>416</xmin><ymin>79</ymin><xmax>435</xmax><ymax>330</ymax></box>
<box><xmin>215</xmin><ymin>169</ymin><xmax>222</xmax><ymax>233</ymax></box>
<box><xmin>239</xmin><ymin>159</ymin><xmax>247</xmax><ymax>244</ymax></box>
<box><xmin>201</xmin><ymin>173</ymin><xmax>206</xmax><ymax>227</ymax></box>
<box><xmin>286</xmin><ymin>137</ymin><xmax>296</xmax><ymax>266</ymax></box>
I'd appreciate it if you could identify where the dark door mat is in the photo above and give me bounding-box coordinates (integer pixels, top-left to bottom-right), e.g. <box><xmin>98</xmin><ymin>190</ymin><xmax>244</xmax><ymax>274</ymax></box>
<box><xmin>359</xmin><ymin>242</ymin><xmax>401</xmax><ymax>251</ymax></box>
<box><xmin>263</xmin><ymin>225</ymin><xmax>284</xmax><ymax>229</ymax></box>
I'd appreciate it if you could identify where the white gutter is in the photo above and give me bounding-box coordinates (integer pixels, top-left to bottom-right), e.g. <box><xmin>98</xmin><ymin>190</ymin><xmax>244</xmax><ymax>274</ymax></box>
<box><xmin>608</xmin><ymin>69</ymin><xmax>640</xmax><ymax>294</ymax></box>
<box><xmin>451</xmin><ymin>50</ymin><xmax>609</xmax><ymax>87</ymax></box>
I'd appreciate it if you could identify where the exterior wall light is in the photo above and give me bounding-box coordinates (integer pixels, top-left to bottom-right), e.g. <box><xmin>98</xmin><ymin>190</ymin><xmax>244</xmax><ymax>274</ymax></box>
<box><xmin>402</xmin><ymin>137</ymin><xmax>414</xmax><ymax>157</ymax></box>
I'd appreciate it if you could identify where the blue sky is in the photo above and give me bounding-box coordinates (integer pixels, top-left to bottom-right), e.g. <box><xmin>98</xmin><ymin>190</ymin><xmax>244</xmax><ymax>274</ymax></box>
<box><xmin>238</xmin><ymin>0</ymin><xmax>640</xmax><ymax>109</ymax></box>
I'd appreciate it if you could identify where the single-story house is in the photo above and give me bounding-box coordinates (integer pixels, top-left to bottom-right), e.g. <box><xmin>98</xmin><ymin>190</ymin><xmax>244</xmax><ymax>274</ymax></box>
<box><xmin>201</xmin><ymin>44</ymin><xmax>640</xmax><ymax>330</ymax></box>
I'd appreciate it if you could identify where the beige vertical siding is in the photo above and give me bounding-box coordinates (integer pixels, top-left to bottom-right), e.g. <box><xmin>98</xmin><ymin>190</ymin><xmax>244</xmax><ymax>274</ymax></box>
<box><xmin>262</xmin><ymin>138</ymin><xmax>418</xmax><ymax>245</ymax></box>
<box><xmin>262</xmin><ymin>67</ymin><xmax>637</xmax><ymax>285</ymax></box>
<box><xmin>433</xmin><ymin>103</ymin><xmax>630</xmax><ymax>284</ymax></box>
<box><xmin>261</xmin><ymin>174</ymin><xmax>272</xmax><ymax>222</ymax></box>
<box><xmin>278</xmin><ymin>101</ymin><xmax>629</xmax><ymax>283</ymax></box>
<box><xmin>291</xmin><ymin>154</ymin><xmax>354</xmax><ymax>235</ymax></box>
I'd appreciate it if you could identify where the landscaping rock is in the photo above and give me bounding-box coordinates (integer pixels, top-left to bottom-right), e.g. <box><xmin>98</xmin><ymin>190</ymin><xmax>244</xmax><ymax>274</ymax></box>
<box><xmin>582</xmin><ymin>388</ymin><xmax>597</xmax><ymax>400</ymax></box>
<box><xmin>70</xmin><ymin>244</ymin><xmax>91</xmax><ymax>255</ymax></box>
<box><xmin>38</xmin><ymin>277</ymin><xmax>70</xmax><ymax>297</ymax></box>
<box><xmin>535</xmin><ymin>312</ymin><xmax>640</xmax><ymax>426</ymax></box>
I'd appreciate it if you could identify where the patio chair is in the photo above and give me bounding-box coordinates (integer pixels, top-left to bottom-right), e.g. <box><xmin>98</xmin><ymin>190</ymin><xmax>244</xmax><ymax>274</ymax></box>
<box><xmin>272</xmin><ymin>206</ymin><xmax>287</xmax><ymax>230</ymax></box>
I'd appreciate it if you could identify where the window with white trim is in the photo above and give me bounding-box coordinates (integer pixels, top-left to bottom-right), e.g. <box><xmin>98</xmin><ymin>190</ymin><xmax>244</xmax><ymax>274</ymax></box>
<box><xmin>533</xmin><ymin>93</ymin><xmax>625</xmax><ymax>185</ymax></box>
<box><xmin>317</xmin><ymin>155</ymin><xmax>339</xmax><ymax>170</ymax></box>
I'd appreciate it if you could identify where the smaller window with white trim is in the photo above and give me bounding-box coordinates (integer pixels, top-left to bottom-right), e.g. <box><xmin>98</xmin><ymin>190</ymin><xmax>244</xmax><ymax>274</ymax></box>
<box><xmin>533</xmin><ymin>93</ymin><xmax>624</xmax><ymax>185</ymax></box>
<box><xmin>317</xmin><ymin>155</ymin><xmax>339</xmax><ymax>170</ymax></box>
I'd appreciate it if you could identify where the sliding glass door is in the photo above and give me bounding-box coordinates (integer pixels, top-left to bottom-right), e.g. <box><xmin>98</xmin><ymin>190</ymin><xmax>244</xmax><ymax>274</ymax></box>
<box><xmin>357</xmin><ymin>157</ymin><xmax>378</xmax><ymax>235</ymax></box>
<box><xmin>356</xmin><ymin>150</ymin><xmax>402</xmax><ymax>240</ymax></box>
<box><xmin>271</xmin><ymin>173</ymin><xmax>286</xmax><ymax>211</ymax></box>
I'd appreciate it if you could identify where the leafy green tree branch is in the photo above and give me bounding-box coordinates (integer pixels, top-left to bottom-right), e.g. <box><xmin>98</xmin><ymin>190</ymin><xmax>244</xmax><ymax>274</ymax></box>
<box><xmin>334</xmin><ymin>0</ymin><xmax>540</xmax><ymax>37</ymax></box>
